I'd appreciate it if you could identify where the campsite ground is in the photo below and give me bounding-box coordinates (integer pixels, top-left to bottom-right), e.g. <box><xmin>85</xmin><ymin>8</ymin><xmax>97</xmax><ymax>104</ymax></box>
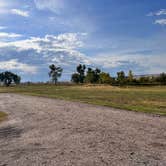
<box><xmin>0</xmin><ymin>93</ymin><xmax>166</xmax><ymax>166</ymax></box>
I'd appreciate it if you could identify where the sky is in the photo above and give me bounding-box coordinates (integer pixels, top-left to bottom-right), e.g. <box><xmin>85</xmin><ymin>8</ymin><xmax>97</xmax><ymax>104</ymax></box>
<box><xmin>0</xmin><ymin>0</ymin><xmax>165</xmax><ymax>82</ymax></box>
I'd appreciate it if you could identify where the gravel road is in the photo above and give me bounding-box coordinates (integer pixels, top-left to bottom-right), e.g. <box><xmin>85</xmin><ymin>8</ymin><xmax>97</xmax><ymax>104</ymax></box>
<box><xmin>0</xmin><ymin>93</ymin><xmax>166</xmax><ymax>166</ymax></box>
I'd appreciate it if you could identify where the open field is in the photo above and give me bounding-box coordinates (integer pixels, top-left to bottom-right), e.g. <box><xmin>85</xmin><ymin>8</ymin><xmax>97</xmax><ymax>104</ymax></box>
<box><xmin>0</xmin><ymin>93</ymin><xmax>166</xmax><ymax>165</ymax></box>
<box><xmin>0</xmin><ymin>85</ymin><xmax>166</xmax><ymax>115</ymax></box>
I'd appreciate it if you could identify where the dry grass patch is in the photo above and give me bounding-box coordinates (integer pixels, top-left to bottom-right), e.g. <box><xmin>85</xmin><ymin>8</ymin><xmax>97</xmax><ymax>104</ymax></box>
<box><xmin>0</xmin><ymin>85</ymin><xmax>166</xmax><ymax>115</ymax></box>
<box><xmin>0</xmin><ymin>112</ymin><xmax>7</xmax><ymax>122</ymax></box>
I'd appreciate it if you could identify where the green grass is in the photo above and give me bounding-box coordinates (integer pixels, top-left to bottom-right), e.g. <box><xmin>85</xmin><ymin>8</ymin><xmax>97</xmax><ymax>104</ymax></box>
<box><xmin>0</xmin><ymin>111</ymin><xmax>7</xmax><ymax>122</ymax></box>
<box><xmin>0</xmin><ymin>84</ymin><xmax>166</xmax><ymax>115</ymax></box>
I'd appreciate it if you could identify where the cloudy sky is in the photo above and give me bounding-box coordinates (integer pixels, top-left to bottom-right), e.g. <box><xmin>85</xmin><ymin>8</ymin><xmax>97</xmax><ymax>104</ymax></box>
<box><xmin>0</xmin><ymin>0</ymin><xmax>165</xmax><ymax>82</ymax></box>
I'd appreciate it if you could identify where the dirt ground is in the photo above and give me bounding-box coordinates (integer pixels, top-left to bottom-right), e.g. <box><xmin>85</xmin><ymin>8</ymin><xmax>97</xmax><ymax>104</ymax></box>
<box><xmin>0</xmin><ymin>93</ymin><xmax>166</xmax><ymax>166</ymax></box>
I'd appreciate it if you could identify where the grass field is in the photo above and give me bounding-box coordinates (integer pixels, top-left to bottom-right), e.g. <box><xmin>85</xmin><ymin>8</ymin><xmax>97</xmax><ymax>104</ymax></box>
<box><xmin>0</xmin><ymin>84</ymin><xmax>166</xmax><ymax>115</ymax></box>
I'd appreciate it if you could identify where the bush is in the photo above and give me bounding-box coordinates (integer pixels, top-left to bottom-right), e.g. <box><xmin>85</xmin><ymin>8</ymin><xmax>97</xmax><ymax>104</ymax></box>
<box><xmin>99</xmin><ymin>72</ymin><xmax>112</xmax><ymax>84</ymax></box>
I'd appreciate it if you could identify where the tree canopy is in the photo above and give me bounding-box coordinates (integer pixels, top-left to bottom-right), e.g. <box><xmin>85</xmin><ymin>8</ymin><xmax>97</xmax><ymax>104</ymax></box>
<box><xmin>49</xmin><ymin>64</ymin><xmax>63</xmax><ymax>84</ymax></box>
<box><xmin>0</xmin><ymin>71</ymin><xmax>21</xmax><ymax>86</ymax></box>
<box><xmin>71</xmin><ymin>64</ymin><xmax>86</xmax><ymax>83</ymax></box>
<box><xmin>85</xmin><ymin>68</ymin><xmax>101</xmax><ymax>83</ymax></box>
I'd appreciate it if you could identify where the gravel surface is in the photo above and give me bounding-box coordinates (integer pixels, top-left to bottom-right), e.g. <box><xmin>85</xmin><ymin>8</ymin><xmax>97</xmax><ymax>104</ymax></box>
<box><xmin>0</xmin><ymin>93</ymin><xmax>166</xmax><ymax>166</ymax></box>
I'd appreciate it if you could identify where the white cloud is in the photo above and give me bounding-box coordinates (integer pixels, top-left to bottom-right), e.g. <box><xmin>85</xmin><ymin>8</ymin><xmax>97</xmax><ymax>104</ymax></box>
<box><xmin>11</xmin><ymin>9</ymin><xmax>29</xmax><ymax>17</ymax></box>
<box><xmin>0</xmin><ymin>33</ymin><xmax>91</xmax><ymax>73</ymax></box>
<box><xmin>92</xmin><ymin>55</ymin><xmax>125</xmax><ymax>68</ymax></box>
<box><xmin>0</xmin><ymin>32</ymin><xmax>22</xmax><ymax>41</ymax></box>
<box><xmin>92</xmin><ymin>53</ymin><xmax>166</xmax><ymax>74</ymax></box>
<box><xmin>155</xmin><ymin>19</ymin><xmax>166</xmax><ymax>25</ymax></box>
<box><xmin>34</xmin><ymin>0</ymin><xmax>66</xmax><ymax>13</ymax></box>
<box><xmin>0</xmin><ymin>32</ymin><xmax>22</xmax><ymax>39</ymax></box>
<box><xmin>0</xmin><ymin>59</ymin><xmax>37</xmax><ymax>74</ymax></box>
<box><xmin>147</xmin><ymin>9</ymin><xmax>166</xmax><ymax>16</ymax></box>
<box><xmin>0</xmin><ymin>26</ymin><xmax>7</xmax><ymax>30</ymax></box>
<box><xmin>0</xmin><ymin>32</ymin><xmax>165</xmax><ymax>77</ymax></box>
<box><xmin>0</xmin><ymin>32</ymin><xmax>22</xmax><ymax>38</ymax></box>
<box><xmin>156</xmin><ymin>9</ymin><xmax>166</xmax><ymax>15</ymax></box>
<box><xmin>0</xmin><ymin>33</ymin><xmax>86</xmax><ymax>51</ymax></box>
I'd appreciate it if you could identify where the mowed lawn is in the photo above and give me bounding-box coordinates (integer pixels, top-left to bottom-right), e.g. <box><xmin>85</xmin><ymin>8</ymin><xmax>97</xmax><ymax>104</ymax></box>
<box><xmin>0</xmin><ymin>85</ymin><xmax>166</xmax><ymax>115</ymax></box>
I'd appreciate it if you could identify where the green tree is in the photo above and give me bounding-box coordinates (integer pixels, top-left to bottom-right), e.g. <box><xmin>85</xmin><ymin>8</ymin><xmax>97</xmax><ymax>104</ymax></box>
<box><xmin>94</xmin><ymin>68</ymin><xmax>101</xmax><ymax>83</ymax></box>
<box><xmin>0</xmin><ymin>71</ymin><xmax>21</xmax><ymax>86</ymax></box>
<box><xmin>71</xmin><ymin>73</ymin><xmax>80</xmax><ymax>83</ymax></box>
<box><xmin>76</xmin><ymin>64</ymin><xmax>86</xmax><ymax>83</ymax></box>
<box><xmin>49</xmin><ymin>64</ymin><xmax>63</xmax><ymax>84</ymax></box>
<box><xmin>85</xmin><ymin>68</ymin><xmax>101</xmax><ymax>83</ymax></box>
<box><xmin>13</xmin><ymin>74</ymin><xmax>21</xmax><ymax>84</ymax></box>
<box><xmin>85</xmin><ymin>68</ymin><xmax>95</xmax><ymax>83</ymax></box>
<box><xmin>117</xmin><ymin>71</ymin><xmax>126</xmax><ymax>85</ymax></box>
<box><xmin>128</xmin><ymin>70</ymin><xmax>134</xmax><ymax>82</ymax></box>
<box><xmin>157</xmin><ymin>73</ymin><xmax>166</xmax><ymax>84</ymax></box>
<box><xmin>139</xmin><ymin>76</ymin><xmax>150</xmax><ymax>84</ymax></box>
<box><xmin>99</xmin><ymin>72</ymin><xmax>112</xmax><ymax>84</ymax></box>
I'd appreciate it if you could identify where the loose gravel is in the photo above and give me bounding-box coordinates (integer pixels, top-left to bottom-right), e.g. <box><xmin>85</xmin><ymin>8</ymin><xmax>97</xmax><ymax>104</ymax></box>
<box><xmin>0</xmin><ymin>93</ymin><xmax>166</xmax><ymax>166</ymax></box>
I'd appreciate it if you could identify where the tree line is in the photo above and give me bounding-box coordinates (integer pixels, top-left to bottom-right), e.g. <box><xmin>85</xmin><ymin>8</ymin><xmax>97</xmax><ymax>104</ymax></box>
<box><xmin>0</xmin><ymin>64</ymin><xmax>165</xmax><ymax>86</ymax></box>
<box><xmin>49</xmin><ymin>64</ymin><xmax>166</xmax><ymax>86</ymax></box>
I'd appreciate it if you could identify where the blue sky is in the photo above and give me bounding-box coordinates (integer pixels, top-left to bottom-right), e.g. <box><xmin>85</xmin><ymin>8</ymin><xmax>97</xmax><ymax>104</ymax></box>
<box><xmin>0</xmin><ymin>0</ymin><xmax>165</xmax><ymax>82</ymax></box>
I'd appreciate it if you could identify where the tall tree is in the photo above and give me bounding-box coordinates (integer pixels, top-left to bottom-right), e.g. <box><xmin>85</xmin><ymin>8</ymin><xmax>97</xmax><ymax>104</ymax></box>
<box><xmin>117</xmin><ymin>71</ymin><xmax>126</xmax><ymax>85</ymax></box>
<box><xmin>76</xmin><ymin>64</ymin><xmax>86</xmax><ymax>83</ymax></box>
<box><xmin>94</xmin><ymin>68</ymin><xmax>101</xmax><ymax>83</ymax></box>
<box><xmin>128</xmin><ymin>70</ymin><xmax>134</xmax><ymax>82</ymax></box>
<box><xmin>49</xmin><ymin>64</ymin><xmax>63</xmax><ymax>84</ymax></box>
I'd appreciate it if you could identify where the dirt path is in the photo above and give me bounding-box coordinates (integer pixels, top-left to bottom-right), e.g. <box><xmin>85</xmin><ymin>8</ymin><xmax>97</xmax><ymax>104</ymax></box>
<box><xmin>0</xmin><ymin>93</ymin><xmax>166</xmax><ymax>166</ymax></box>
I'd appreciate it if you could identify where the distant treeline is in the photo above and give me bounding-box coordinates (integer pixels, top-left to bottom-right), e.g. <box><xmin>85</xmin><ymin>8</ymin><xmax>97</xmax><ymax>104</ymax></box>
<box><xmin>71</xmin><ymin>64</ymin><xmax>166</xmax><ymax>86</ymax></box>
<box><xmin>1</xmin><ymin>64</ymin><xmax>166</xmax><ymax>86</ymax></box>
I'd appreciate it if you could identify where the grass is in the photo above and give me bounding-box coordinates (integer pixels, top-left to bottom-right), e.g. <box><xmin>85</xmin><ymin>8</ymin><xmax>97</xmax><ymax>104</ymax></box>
<box><xmin>0</xmin><ymin>84</ymin><xmax>166</xmax><ymax>115</ymax></box>
<box><xmin>0</xmin><ymin>111</ymin><xmax>7</xmax><ymax>122</ymax></box>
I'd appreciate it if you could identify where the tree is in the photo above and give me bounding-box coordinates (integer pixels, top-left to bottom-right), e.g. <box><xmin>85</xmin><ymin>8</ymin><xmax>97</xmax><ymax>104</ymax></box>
<box><xmin>49</xmin><ymin>64</ymin><xmax>63</xmax><ymax>84</ymax></box>
<box><xmin>13</xmin><ymin>74</ymin><xmax>21</xmax><ymax>84</ymax></box>
<box><xmin>71</xmin><ymin>73</ymin><xmax>80</xmax><ymax>83</ymax></box>
<box><xmin>85</xmin><ymin>68</ymin><xmax>95</xmax><ymax>83</ymax></box>
<box><xmin>157</xmin><ymin>73</ymin><xmax>166</xmax><ymax>84</ymax></box>
<box><xmin>99</xmin><ymin>72</ymin><xmax>112</xmax><ymax>84</ymax></box>
<box><xmin>0</xmin><ymin>71</ymin><xmax>21</xmax><ymax>86</ymax></box>
<box><xmin>117</xmin><ymin>71</ymin><xmax>126</xmax><ymax>85</ymax></box>
<box><xmin>139</xmin><ymin>76</ymin><xmax>150</xmax><ymax>84</ymax></box>
<box><xmin>76</xmin><ymin>64</ymin><xmax>86</xmax><ymax>83</ymax></box>
<box><xmin>85</xmin><ymin>68</ymin><xmax>101</xmax><ymax>83</ymax></box>
<box><xmin>128</xmin><ymin>70</ymin><xmax>134</xmax><ymax>82</ymax></box>
<box><xmin>94</xmin><ymin>68</ymin><xmax>101</xmax><ymax>83</ymax></box>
